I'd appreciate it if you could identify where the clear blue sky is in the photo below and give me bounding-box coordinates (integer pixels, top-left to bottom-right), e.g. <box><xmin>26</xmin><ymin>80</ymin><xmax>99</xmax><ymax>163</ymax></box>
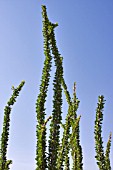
<box><xmin>0</xmin><ymin>1</ymin><xmax>113</xmax><ymax>170</ymax></box>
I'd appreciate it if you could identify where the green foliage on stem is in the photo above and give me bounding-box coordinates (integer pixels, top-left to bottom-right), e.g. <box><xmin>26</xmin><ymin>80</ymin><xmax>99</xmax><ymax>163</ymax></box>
<box><xmin>35</xmin><ymin>5</ymin><xmax>52</xmax><ymax>170</ymax></box>
<box><xmin>94</xmin><ymin>96</ymin><xmax>112</xmax><ymax>170</ymax></box>
<box><xmin>56</xmin><ymin>78</ymin><xmax>73</xmax><ymax>170</ymax></box>
<box><xmin>61</xmin><ymin>77</ymin><xmax>72</xmax><ymax>106</ymax></box>
<box><xmin>105</xmin><ymin>133</ymin><xmax>112</xmax><ymax>170</ymax></box>
<box><xmin>0</xmin><ymin>81</ymin><xmax>25</xmax><ymax>170</ymax></box>
<box><xmin>94</xmin><ymin>95</ymin><xmax>106</xmax><ymax>169</ymax></box>
<box><xmin>70</xmin><ymin>83</ymin><xmax>83</xmax><ymax>170</ymax></box>
<box><xmin>57</xmin><ymin>105</ymin><xmax>72</xmax><ymax>170</ymax></box>
<box><xmin>47</xmin><ymin>20</ymin><xmax>63</xmax><ymax>170</ymax></box>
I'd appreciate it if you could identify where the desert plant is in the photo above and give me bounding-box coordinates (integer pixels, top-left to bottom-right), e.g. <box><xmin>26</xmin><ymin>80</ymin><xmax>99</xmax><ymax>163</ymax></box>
<box><xmin>94</xmin><ymin>95</ymin><xmax>112</xmax><ymax>170</ymax></box>
<box><xmin>35</xmin><ymin>5</ymin><xmax>83</xmax><ymax>170</ymax></box>
<box><xmin>0</xmin><ymin>5</ymin><xmax>112</xmax><ymax>170</ymax></box>
<box><xmin>35</xmin><ymin>5</ymin><xmax>112</xmax><ymax>170</ymax></box>
<box><xmin>0</xmin><ymin>81</ymin><xmax>25</xmax><ymax>170</ymax></box>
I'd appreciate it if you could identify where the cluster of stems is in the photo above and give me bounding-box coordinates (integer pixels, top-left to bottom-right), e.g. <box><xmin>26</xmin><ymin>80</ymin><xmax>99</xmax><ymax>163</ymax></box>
<box><xmin>0</xmin><ymin>5</ymin><xmax>112</xmax><ymax>170</ymax></box>
<box><xmin>36</xmin><ymin>5</ymin><xmax>112</xmax><ymax>170</ymax></box>
<box><xmin>0</xmin><ymin>81</ymin><xmax>25</xmax><ymax>170</ymax></box>
<box><xmin>35</xmin><ymin>5</ymin><xmax>83</xmax><ymax>170</ymax></box>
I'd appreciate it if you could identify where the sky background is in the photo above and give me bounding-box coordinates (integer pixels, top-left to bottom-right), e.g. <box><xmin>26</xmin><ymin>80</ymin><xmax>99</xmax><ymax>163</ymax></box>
<box><xmin>0</xmin><ymin>1</ymin><xmax>113</xmax><ymax>170</ymax></box>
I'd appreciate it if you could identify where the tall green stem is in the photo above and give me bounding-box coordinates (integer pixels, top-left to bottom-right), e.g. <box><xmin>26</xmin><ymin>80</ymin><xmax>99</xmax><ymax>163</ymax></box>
<box><xmin>71</xmin><ymin>83</ymin><xmax>83</xmax><ymax>170</ymax></box>
<box><xmin>48</xmin><ymin>23</ymin><xmax>63</xmax><ymax>170</ymax></box>
<box><xmin>0</xmin><ymin>81</ymin><xmax>25</xmax><ymax>170</ymax></box>
<box><xmin>35</xmin><ymin>5</ymin><xmax>52</xmax><ymax>170</ymax></box>
<box><xmin>94</xmin><ymin>95</ymin><xmax>106</xmax><ymax>170</ymax></box>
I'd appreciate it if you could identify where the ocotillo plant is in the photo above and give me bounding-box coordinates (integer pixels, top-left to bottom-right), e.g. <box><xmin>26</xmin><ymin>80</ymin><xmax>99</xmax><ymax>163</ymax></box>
<box><xmin>0</xmin><ymin>81</ymin><xmax>25</xmax><ymax>170</ymax></box>
<box><xmin>35</xmin><ymin>5</ymin><xmax>83</xmax><ymax>170</ymax></box>
<box><xmin>94</xmin><ymin>95</ymin><xmax>112</xmax><ymax>170</ymax></box>
<box><xmin>0</xmin><ymin>4</ymin><xmax>112</xmax><ymax>170</ymax></box>
<box><xmin>70</xmin><ymin>83</ymin><xmax>83</xmax><ymax>170</ymax></box>
<box><xmin>36</xmin><ymin>5</ymin><xmax>112</xmax><ymax>170</ymax></box>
